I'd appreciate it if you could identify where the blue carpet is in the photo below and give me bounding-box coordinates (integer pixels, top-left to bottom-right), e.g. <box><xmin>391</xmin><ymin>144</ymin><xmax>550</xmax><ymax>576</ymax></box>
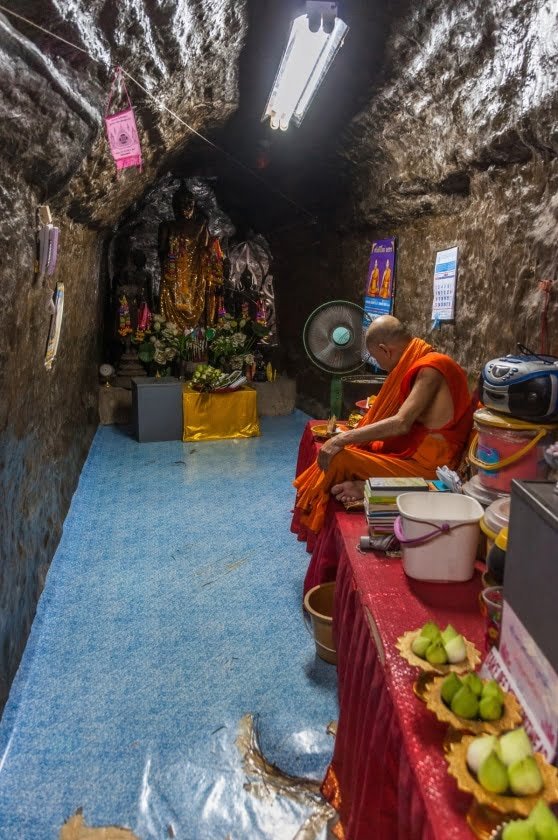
<box><xmin>0</xmin><ymin>412</ymin><xmax>338</xmax><ymax>839</ymax></box>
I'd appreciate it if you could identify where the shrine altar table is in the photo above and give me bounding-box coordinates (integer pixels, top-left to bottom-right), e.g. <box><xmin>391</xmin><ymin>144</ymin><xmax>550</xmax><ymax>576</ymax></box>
<box><xmin>292</xmin><ymin>421</ymin><xmax>484</xmax><ymax>838</ymax></box>
<box><xmin>325</xmin><ymin>513</ymin><xmax>484</xmax><ymax>839</ymax></box>
<box><xmin>182</xmin><ymin>386</ymin><xmax>260</xmax><ymax>441</ymax></box>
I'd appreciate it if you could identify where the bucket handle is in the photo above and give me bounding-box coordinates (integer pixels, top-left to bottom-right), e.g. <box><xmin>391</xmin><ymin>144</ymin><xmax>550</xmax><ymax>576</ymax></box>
<box><xmin>393</xmin><ymin>515</ymin><xmax>472</xmax><ymax>547</ymax></box>
<box><xmin>302</xmin><ymin>607</ymin><xmax>337</xmax><ymax>656</ymax></box>
<box><xmin>468</xmin><ymin>428</ymin><xmax>547</xmax><ymax>472</ymax></box>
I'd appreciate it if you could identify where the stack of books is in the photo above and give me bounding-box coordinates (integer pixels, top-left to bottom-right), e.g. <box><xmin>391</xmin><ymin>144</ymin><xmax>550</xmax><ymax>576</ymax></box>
<box><xmin>364</xmin><ymin>477</ymin><xmax>430</xmax><ymax>535</ymax></box>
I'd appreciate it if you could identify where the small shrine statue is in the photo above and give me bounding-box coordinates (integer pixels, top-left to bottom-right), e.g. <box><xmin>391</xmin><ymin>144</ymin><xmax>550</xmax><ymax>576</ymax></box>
<box><xmin>158</xmin><ymin>186</ymin><xmax>213</xmax><ymax>330</ymax></box>
<box><xmin>252</xmin><ymin>348</ymin><xmax>267</xmax><ymax>382</ymax></box>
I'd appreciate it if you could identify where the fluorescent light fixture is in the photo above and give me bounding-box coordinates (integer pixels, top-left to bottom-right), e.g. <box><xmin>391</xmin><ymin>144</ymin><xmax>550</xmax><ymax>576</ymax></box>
<box><xmin>263</xmin><ymin>2</ymin><xmax>348</xmax><ymax>131</ymax></box>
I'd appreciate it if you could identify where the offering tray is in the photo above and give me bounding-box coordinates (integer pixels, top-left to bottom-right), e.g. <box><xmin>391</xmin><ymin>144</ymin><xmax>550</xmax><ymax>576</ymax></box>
<box><xmin>422</xmin><ymin>675</ymin><xmax>523</xmax><ymax>735</ymax></box>
<box><xmin>446</xmin><ymin>734</ymin><xmax>558</xmax><ymax>819</ymax></box>
<box><xmin>397</xmin><ymin>629</ymin><xmax>481</xmax><ymax>674</ymax></box>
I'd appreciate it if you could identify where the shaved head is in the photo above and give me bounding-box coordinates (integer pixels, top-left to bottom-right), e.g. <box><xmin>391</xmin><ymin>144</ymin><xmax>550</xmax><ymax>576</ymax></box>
<box><xmin>366</xmin><ymin>316</ymin><xmax>411</xmax><ymax>349</ymax></box>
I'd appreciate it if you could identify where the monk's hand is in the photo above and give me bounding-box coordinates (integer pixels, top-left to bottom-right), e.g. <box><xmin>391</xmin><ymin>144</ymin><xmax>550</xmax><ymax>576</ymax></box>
<box><xmin>317</xmin><ymin>436</ymin><xmax>346</xmax><ymax>470</ymax></box>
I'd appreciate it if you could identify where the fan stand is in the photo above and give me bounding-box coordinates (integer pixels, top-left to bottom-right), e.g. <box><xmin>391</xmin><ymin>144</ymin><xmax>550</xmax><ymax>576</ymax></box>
<box><xmin>330</xmin><ymin>375</ymin><xmax>343</xmax><ymax>419</ymax></box>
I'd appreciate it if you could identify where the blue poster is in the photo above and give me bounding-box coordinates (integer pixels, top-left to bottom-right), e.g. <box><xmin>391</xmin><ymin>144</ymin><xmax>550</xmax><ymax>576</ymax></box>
<box><xmin>363</xmin><ymin>239</ymin><xmax>396</xmax><ymax>316</ymax></box>
<box><xmin>361</xmin><ymin>239</ymin><xmax>396</xmax><ymax>365</ymax></box>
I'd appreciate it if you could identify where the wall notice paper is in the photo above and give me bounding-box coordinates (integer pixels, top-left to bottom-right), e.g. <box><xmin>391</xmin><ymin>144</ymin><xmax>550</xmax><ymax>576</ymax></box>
<box><xmin>362</xmin><ymin>238</ymin><xmax>396</xmax><ymax>365</ymax></box>
<box><xmin>431</xmin><ymin>246</ymin><xmax>458</xmax><ymax>324</ymax></box>
<box><xmin>480</xmin><ymin>602</ymin><xmax>558</xmax><ymax>762</ymax></box>
<box><xmin>44</xmin><ymin>283</ymin><xmax>64</xmax><ymax>371</ymax></box>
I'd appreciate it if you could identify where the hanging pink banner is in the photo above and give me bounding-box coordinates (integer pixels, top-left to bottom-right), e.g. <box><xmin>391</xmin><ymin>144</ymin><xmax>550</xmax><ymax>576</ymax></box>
<box><xmin>105</xmin><ymin>68</ymin><xmax>143</xmax><ymax>173</ymax></box>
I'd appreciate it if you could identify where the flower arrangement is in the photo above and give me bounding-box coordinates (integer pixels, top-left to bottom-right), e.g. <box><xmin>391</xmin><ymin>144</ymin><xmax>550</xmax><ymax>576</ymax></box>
<box><xmin>133</xmin><ymin>315</ymin><xmax>186</xmax><ymax>375</ymax></box>
<box><xmin>208</xmin><ymin>312</ymin><xmax>268</xmax><ymax>372</ymax></box>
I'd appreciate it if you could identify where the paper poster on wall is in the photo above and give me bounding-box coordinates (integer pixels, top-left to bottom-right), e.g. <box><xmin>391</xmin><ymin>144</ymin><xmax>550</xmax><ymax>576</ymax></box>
<box><xmin>44</xmin><ymin>283</ymin><xmax>64</xmax><ymax>371</ymax></box>
<box><xmin>361</xmin><ymin>239</ymin><xmax>396</xmax><ymax>366</ymax></box>
<box><xmin>431</xmin><ymin>246</ymin><xmax>458</xmax><ymax>323</ymax></box>
<box><xmin>363</xmin><ymin>239</ymin><xmax>396</xmax><ymax>317</ymax></box>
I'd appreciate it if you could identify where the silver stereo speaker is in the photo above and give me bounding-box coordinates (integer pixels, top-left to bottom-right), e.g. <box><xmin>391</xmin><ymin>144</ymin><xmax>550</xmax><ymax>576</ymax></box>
<box><xmin>479</xmin><ymin>352</ymin><xmax>558</xmax><ymax>423</ymax></box>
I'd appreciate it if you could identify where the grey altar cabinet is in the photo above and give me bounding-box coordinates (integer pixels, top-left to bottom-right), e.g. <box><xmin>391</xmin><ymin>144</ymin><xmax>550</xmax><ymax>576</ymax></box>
<box><xmin>131</xmin><ymin>377</ymin><xmax>183</xmax><ymax>442</ymax></box>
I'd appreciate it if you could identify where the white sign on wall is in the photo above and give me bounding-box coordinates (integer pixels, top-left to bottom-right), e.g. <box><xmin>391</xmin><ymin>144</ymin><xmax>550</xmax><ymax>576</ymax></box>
<box><xmin>431</xmin><ymin>246</ymin><xmax>458</xmax><ymax>323</ymax></box>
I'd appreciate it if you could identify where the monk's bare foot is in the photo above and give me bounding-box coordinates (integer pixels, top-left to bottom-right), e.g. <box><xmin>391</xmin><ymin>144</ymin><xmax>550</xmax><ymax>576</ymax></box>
<box><xmin>331</xmin><ymin>480</ymin><xmax>365</xmax><ymax>503</ymax></box>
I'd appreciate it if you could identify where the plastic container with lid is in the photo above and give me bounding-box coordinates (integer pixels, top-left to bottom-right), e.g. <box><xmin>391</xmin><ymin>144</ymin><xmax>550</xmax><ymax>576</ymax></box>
<box><xmin>469</xmin><ymin>408</ymin><xmax>558</xmax><ymax>492</ymax></box>
<box><xmin>462</xmin><ymin>474</ymin><xmax>508</xmax><ymax>508</ymax></box>
<box><xmin>480</xmin><ymin>496</ymin><xmax>511</xmax><ymax>557</ymax></box>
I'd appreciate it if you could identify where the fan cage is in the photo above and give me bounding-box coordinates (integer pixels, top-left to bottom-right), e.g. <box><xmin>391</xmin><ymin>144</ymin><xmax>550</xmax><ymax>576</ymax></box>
<box><xmin>303</xmin><ymin>300</ymin><xmax>371</xmax><ymax>374</ymax></box>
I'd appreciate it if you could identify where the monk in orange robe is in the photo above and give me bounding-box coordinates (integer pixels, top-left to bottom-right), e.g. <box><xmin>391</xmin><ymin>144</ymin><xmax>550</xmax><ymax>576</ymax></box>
<box><xmin>294</xmin><ymin>316</ymin><xmax>473</xmax><ymax>534</ymax></box>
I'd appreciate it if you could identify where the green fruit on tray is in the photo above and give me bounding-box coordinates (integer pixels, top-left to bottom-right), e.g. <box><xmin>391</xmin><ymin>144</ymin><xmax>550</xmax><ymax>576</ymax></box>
<box><xmin>441</xmin><ymin>624</ymin><xmax>459</xmax><ymax>644</ymax></box>
<box><xmin>508</xmin><ymin>757</ymin><xmax>544</xmax><ymax>796</ymax></box>
<box><xmin>420</xmin><ymin>621</ymin><xmax>442</xmax><ymax>642</ymax></box>
<box><xmin>411</xmin><ymin>635</ymin><xmax>431</xmax><ymax>658</ymax></box>
<box><xmin>526</xmin><ymin>800</ymin><xmax>558</xmax><ymax>839</ymax></box>
<box><xmin>499</xmin><ymin>728</ymin><xmax>534</xmax><ymax>767</ymax></box>
<box><xmin>450</xmin><ymin>685</ymin><xmax>479</xmax><ymax>719</ymax></box>
<box><xmin>440</xmin><ymin>672</ymin><xmax>505</xmax><ymax>721</ymax></box>
<box><xmin>478</xmin><ymin>750</ymin><xmax>509</xmax><ymax>794</ymax></box>
<box><xmin>478</xmin><ymin>694</ymin><xmax>503</xmax><ymax>721</ymax></box>
<box><xmin>425</xmin><ymin>640</ymin><xmax>448</xmax><ymax>665</ymax></box>
<box><xmin>466</xmin><ymin>734</ymin><xmax>499</xmax><ymax>775</ymax></box>
<box><xmin>482</xmin><ymin>679</ymin><xmax>504</xmax><ymax>703</ymax></box>
<box><xmin>462</xmin><ymin>672</ymin><xmax>484</xmax><ymax>698</ymax></box>
<box><xmin>468</xmin><ymin>729</ymin><xmax>548</xmax><ymax>800</ymax></box>
<box><xmin>441</xmin><ymin>672</ymin><xmax>462</xmax><ymax>705</ymax></box>
<box><xmin>444</xmin><ymin>634</ymin><xmax>467</xmax><ymax>664</ymax></box>
<box><xmin>502</xmin><ymin>821</ymin><xmax>537</xmax><ymax>840</ymax></box>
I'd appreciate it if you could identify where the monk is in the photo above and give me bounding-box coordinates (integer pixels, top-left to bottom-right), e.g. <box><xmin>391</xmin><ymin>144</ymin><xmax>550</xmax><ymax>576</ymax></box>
<box><xmin>293</xmin><ymin>316</ymin><xmax>473</xmax><ymax>534</ymax></box>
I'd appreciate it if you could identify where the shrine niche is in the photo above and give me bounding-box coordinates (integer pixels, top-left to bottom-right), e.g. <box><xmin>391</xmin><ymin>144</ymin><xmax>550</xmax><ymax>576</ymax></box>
<box><xmin>104</xmin><ymin>177</ymin><xmax>279</xmax><ymax>389</ymax></box>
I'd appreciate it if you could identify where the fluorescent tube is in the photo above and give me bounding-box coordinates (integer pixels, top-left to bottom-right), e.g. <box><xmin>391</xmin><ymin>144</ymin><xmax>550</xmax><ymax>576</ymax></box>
<box><xmin>263</xmin><ymin>7</ymin><xmax>348</xmax><ymax>131</ymax></box>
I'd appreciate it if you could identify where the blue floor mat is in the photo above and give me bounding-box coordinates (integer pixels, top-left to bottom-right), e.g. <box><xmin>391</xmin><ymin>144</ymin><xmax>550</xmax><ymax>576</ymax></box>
<box><xmin>0</xmin><ymin>412</ymin><xmax>338</xmax><ymax>839</ymax></box>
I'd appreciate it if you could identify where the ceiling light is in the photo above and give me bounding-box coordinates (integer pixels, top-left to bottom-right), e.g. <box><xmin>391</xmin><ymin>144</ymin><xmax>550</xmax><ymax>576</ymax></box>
<box><xmin>263</xmin><ymin>2</ymin><xmax>348</xmax><ymax>132</ymax></box>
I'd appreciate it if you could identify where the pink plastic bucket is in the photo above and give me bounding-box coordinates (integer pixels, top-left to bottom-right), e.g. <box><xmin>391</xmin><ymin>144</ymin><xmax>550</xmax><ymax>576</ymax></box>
<box><xmin>469</xmin><ymin>409</ymin><xmax>555</xmax><ymax>493</ymax></box>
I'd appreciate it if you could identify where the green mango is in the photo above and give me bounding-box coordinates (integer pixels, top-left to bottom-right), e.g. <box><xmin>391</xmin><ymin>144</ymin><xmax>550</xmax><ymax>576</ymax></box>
<box><xmin>502</xmin><ymin>820</ymin><xmax>537</xmax><ymax>840</ymax></box>
<box><xmin>499</xmin><ymin>728</ymin><xmax>533</xmax><ymax>767</ymax></box>
<box><xmin>462</xmin><ymin>672</ymin><xmax>484</xmax><ymax>698</ymax></box>
<box><xmin>441</xmin><ymin>672</ymin><xmax>462</xmax><ymax>706</ymax></box>
<box><xmin>508</xmin><ymin>757</ymin><xmax>543</xmax><ymax>796</ymax></box>
<box><xmin>450</xmin><ymin>685</ymin><xmax>479</xmax><ymax>719</ymax></box>
<box><xmin>527</xmin><ymin>799</ymin><xmax>558</xmax><ymax>839</ymax></box>
<box><xmin>420</xmin><ymin>621</ymin><xmax>442</xmax><ymax>642</ymax></box>
<box><xmin>479</xmin><ymin>695</ymin><xmax>503</xmax><ymax>722</ymax></box>
<box><xmin>444</xmin><ymin>634</ymin><xmax>467</xmax><ymax>664</ymax></box>
<box><xmin>482</xmin><ymin>679</ymin><xmax>504</xmax><ymax>703</ymax></box>
<box><xmin>478</xmin><ymin>751</ymin><xmax>509</xmax><ymax>794</ymax></box>
<box><xmin>441</xmin><ymin>624</ymin><xmax>459</xmax><ymax>644</ymax></box>
<box><xmin>411</xmin><ymin>635</ymin><xmax>431</xmax><ymax>658</ymax></box>
<box><xmin>425</xmin><ymin>640</ymin><xmax>448</xmax><ymax>665</ymax></box>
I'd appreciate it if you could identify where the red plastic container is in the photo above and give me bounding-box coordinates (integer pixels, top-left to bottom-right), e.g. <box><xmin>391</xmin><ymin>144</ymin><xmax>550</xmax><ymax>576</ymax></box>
<box><xmin>470</xmin><ymin>408</ymin><xmax>557</xmax><ymax>493</ymax></box>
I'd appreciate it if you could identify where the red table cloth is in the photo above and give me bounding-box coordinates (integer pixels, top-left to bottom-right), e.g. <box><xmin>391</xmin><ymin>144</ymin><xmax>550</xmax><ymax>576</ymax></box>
<box><xmin>323</xmin><ymin>513</ymin><xmax>484</xmax><ymax>839</ymax></box>
<box><xmin>291</xmin><ymin>423</ymin><xmax>485</xmax><ymax>838</ymax></box>
<box><xmin>291</xmin><ymin>421</ymin><xmax>359</xmax><ymax>592</ymax></box>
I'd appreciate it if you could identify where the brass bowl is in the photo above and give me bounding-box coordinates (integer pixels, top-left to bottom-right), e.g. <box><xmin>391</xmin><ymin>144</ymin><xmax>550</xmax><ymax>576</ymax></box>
<box><xmin>311</xmin><ymin>423</ymin><xmax>347</xmax><ymax>440</ymax></box>
<box><xmin>446</xmin><ymin>734</ymin><xmax>558</xmax><ymax>818</ymax></box>
<box><xmin>397</xmin><ymin>629</ymin><xmax>481</xmax><ymax>675</ymax></box>
<box><xmin>422</xmin><ymin>675</ymin><xmax>523</xmax><ymax>735</ymax></box>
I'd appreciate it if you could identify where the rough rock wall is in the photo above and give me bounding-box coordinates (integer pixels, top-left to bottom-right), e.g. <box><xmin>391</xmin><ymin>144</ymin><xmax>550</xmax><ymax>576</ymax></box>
<box><xmin>0</xmin><ymin>0</ymin><xmax>246</xmax><ymax>709</ymax></box>
<box><xmin>275</xmin><ymin>0</ymin><xmax>558</xmax><ymax>414</ymax></box>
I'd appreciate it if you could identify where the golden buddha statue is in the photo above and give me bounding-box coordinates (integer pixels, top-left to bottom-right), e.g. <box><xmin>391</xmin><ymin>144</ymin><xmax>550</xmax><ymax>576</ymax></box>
<box><xmin>158</xmin><ymin>187</ymin><xmax>211</xmax><ymax>329</ymax></box>
<box><xmin>379</xmin><ymin>259</ymin><xmax>392</xmax><ymax>299</ymax></box>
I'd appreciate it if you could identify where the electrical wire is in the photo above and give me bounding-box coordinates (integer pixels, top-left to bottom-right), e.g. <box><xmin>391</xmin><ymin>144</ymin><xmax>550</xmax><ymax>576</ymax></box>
<box><xmin>0</xmin><ymin>2</ymin><xmax>316</xmax><ymax>222</ymax></box>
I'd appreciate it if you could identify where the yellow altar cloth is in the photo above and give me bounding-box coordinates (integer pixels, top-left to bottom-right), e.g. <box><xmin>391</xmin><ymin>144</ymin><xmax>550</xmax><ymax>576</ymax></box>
<box><xmin>182</xmin><ymin>387</ymin><xmax>260</xmax><ymax>441</ymax></box>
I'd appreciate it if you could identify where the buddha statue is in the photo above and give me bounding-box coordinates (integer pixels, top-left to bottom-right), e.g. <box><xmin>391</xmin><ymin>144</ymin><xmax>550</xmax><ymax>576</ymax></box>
<box><xmin>158</xmin><ymin>186</ymin><xmax>211</xmax><ymax>330</ymax></box>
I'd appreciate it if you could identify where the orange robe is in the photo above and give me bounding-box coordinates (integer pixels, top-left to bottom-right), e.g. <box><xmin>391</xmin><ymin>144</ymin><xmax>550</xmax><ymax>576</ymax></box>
<box><xmin>293</xmin><ymin>338</ymin><xmax>473</xmax><ymax>534</ymax></box>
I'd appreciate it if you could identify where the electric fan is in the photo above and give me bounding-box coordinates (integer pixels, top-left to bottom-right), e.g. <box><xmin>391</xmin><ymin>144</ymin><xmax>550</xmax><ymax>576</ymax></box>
<box><xmin>303</xmin><ymin>300</ymin><xmax>373</xmax><ymax>417</ymax></box>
